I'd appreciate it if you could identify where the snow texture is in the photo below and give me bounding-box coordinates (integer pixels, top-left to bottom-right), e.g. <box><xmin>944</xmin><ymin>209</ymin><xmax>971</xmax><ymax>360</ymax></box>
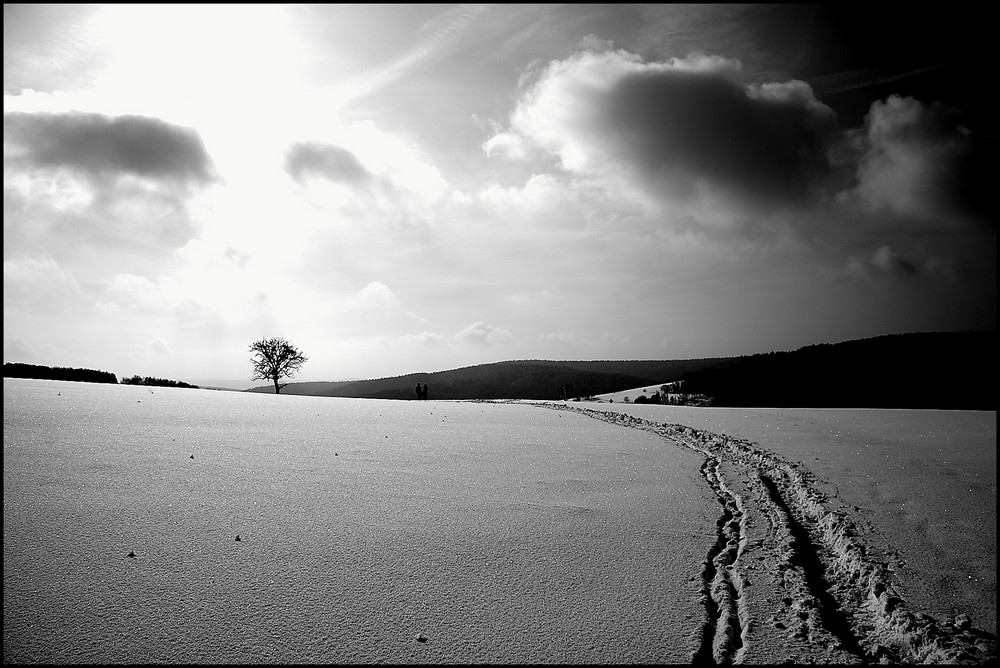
<box><xmin>3</xmin><ymin>379</ymin><xmax>995</xmax><ymax>664</ymax></box>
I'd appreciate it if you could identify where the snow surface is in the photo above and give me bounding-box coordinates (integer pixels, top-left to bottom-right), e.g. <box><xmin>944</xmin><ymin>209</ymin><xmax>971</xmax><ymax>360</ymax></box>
<box><xmin>575</xmin><ymin>402</ymin><xmax>997</xmax><ymax>639</ymax></box>
<box><xmin>4</xmin><ymin>378</ymin><xmax>995</xmax><ymax>664</ymax></box>
<box><xmin>4</xmin><ymin>379</ymin><xmax>711</xmax><ymax>664</ymax></box>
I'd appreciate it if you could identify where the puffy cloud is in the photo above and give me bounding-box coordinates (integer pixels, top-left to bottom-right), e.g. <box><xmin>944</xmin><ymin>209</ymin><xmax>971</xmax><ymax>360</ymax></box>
<box><xmin>478</xmin><ymin>173</ymin><xmax>578</xmax><ymax>215</ymax></box>
<box><xmin>485</xmin><ymin>48</ymin><xmax>839</xmax><ymax>213</ymax></box>
<box><xmin>4</xmin><ymin>111</ymin><xmax>215</xmax><ymax>260</ymax></box>
<box><xmin>664</xmin><ymin>51</ymin><xmax>742</xmax><ymax>74</ymax></box>
<box><xmin>455</xmin><ymin>321</ymin><xmax>513</xmax><ymax>345</ymax></box>
<box><xmin>359</xmin><ymin>281</ymin><xmax>397</xmax><ymax>303</ymax></box>
<box><xmin>850</xmin><ymin>95</ymin><xmax>992</xmax><ymax>226</ymax></box>
<box><xmin>4</xmin><ymin>111</ymin><xmax>216</xmax><ymax>188</ymax></box>
<box><xmin>285</xmin><ymin>142</ymin><xmax>373</xmax><ymax>185</ymax></box>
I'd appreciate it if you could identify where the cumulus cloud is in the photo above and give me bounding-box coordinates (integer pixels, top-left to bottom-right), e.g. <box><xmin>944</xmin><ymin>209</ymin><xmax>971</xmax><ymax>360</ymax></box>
<box><xmin>4</xmin><ymin>111</ymin><xmax>215</xmax><ymax>258</ymax></box>
<box><xmin>482</xmin><ymin>43</ymin><xmax>994</xmax><ymax>301</ymax></box>
<box><xmin>359</xmin><ymin>281</ymin><xmax>396</xmax><ymax>303</ymax></box>
<box><xmin>455</xmin><ymin>321</ymin><xmax>513</xmax><ymax>345</ymax></box>
<box><xmin>4</xmin><ymin>111</ymin><xmax>216</xmax><ymax>188</ymax></box>
<box><xmin>849</xmin><ymin>95</ymin><xmax>992</xmax><ymax>225</ymax></box>
<box><xmin>478</xmin><ymin>173</ymin><xmax>579</xmax><ymax>215</ymax></box>
<box><xmin>664</xmin><ymin>51</ymin><xmax>742</xmax><ymax>74</ymax></box>
<box><xmin>284</xmin><ymin>142</ymin><xmax>373</xmax><ymax>186</ymax></box>
<box><xmin>485</xmin><ymin>48</ymin><xmax>839</xmax><ymax>213</ymax></box>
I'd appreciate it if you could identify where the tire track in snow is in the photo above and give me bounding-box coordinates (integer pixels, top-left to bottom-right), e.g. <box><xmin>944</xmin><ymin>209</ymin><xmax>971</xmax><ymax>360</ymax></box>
<box><xmin>518</xmin><ymin>402</ymin><xmax>996</xmax><ymax>665</ymax></box>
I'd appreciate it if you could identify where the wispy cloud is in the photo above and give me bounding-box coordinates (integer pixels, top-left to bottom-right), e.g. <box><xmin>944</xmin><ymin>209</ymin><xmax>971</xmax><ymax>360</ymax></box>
<box><xmin>808</xmin><ymin>64</ymin><xmax>947</xmax><ymax>97</ymax></box>
<box><xmin>337</xmin><ymin>4</ymin><xmax>500</xmax><ymax>102</ymax></box>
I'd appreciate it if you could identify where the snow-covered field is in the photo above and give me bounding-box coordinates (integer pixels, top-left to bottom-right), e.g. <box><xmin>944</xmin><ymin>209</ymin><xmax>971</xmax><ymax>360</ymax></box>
<box><xmin>4</xmin><ymin>378</ymin><xmax>995</xmax><ymax>664</ymax></box>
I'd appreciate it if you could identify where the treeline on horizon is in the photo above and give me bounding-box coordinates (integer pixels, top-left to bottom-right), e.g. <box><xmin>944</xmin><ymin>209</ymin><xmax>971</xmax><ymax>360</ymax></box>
<box><xmin>3</xmin><ymin>363</ymin><xmax>198</xmax><ymax>389</ymax></box>
<box><xmin>250</xmin><ymin>358</ymin><xmax>722</xmax><ymax>401</ymax></box>
<box><xmin>250</xmin><ymin>330</ymin><xmax>994</xmax><ymax>410</ymax></box>
<box><xmin>678</xmin><ymin>330</ymin><xmax>995</xmax><ymax>410</ymax></box>
<box><xmin>120</xmin><ymin>375</ymin><xmax>198</xmax><ymax>389</ymax></box>
<box><xmin>3</xmin><ymin>362</ymin><xmax>118</xmax><ymax>384</ymax></box>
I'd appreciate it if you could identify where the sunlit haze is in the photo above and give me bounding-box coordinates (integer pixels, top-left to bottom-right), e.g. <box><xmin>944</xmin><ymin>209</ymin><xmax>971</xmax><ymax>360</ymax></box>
<box><xmin>4</xmin><ymin>4</ymin><xmax>995</xmax><ymax>386</ymax></box>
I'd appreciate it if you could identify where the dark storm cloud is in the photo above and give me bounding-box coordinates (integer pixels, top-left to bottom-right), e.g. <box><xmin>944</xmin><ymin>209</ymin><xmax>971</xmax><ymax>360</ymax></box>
<box><xmin>284</xmin><ymin>142</ymin><xmax>373</xmax><ymax>185</ymax></box>
<box><xmin>494</xmin><ymin>47</ymin><xmax>993</xmax><ymax>236</ymax></box>
<box><xmin>4</xmin><ymin>111</ymin><xmax>216</xmax><ymax>186</ymax></box>
<box><xmin>489</xmin><ymin>50</ymin><xmax>844</xmax><ymax>214</ymax></box>
<box><xmin>594</xmin><ymin>68</ymin><xmax>839</xmax><ymax>208</ymax></box>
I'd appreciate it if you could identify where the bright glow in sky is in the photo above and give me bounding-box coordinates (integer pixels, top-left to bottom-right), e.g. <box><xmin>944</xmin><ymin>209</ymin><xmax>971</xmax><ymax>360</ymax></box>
<box><xmin>4</xmin><ymin>4</ymin><xmax>995</xmax><ymax>386</ymax></box>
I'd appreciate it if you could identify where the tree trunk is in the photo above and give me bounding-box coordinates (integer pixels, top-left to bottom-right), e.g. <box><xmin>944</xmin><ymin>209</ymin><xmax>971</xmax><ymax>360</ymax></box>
<box><xmin>273</xmin><ymin>377</ymin><xmax>281</xmax><ymax>394</ymax></box>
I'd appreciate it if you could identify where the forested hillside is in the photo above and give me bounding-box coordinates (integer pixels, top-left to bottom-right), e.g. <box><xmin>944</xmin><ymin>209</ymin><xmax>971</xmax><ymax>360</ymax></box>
<box><xmin>679</xmin><ymin>330</ymin><xmax>995</xmax><ymax>410</ymax></box>
<box><xmin>249</xmin><ymin>330</ymin><xmax>994</xmax><ymax>409</ymax></box>
<box><xmin>3</xmin><ymin>363</ymin><xmax>118</xmax><ymax>384</ymax></box>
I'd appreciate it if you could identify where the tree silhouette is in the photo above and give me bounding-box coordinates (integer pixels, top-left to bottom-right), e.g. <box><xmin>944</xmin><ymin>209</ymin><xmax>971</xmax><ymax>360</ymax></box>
<box><xmin>249</xmin><ymin>337</ymin><xmax>308</xmax><ymax>394</ymax></box>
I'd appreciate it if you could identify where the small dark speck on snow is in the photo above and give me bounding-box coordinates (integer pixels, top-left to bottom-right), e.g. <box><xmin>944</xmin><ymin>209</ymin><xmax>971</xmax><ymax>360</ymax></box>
<box><xmin>416</xmin><ymin>633</ymin><xmax>428</xmax><ymax>643</ymax></box>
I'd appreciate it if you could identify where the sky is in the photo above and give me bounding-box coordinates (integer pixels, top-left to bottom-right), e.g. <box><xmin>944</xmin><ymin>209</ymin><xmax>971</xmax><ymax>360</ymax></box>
<box><xmin>4</xmin><ymin>4</ymin><xmax>995</xmax><ymax>386</ymax></box>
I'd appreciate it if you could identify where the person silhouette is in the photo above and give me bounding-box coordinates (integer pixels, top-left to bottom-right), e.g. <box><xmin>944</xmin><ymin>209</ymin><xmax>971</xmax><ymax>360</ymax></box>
<box><xmin>422</xmin><ymin>383</ymin><xmax>429</xmax><ymax>401</ymax></box>
<box><xmin>415</xmin><ymin>383</ymin><xmax>423</xmax><ymax>400</ymax></box>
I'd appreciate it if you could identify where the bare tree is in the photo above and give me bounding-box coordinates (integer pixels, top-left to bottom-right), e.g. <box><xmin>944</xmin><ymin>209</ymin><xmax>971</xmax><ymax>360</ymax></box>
<box><xmin>249</xmin><ymin>337</ymin><xmax>308</xmax><ymax>394</ymax></box>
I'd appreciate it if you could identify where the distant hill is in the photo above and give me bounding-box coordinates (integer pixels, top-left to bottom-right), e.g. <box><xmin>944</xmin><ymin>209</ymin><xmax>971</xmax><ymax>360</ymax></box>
<box><xmin>248</xmin><ymin>330</ymin><xmax>995</xmax><ymax>409</ymax></box>
<box><xmin>247</xmin><ymin>358</ymin><xmax>725</xmax><ymax>401</ymax></box>
<box><xmin>679</xmin><ymin>330</ymin><xmax>995</xmax><ymax>410</ymax></box>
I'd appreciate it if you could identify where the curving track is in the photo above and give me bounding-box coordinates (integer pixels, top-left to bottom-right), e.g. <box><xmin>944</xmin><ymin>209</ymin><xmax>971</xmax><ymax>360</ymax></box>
<box><xmin>528</xmin><ymin>402</ymin><xmax>996</xmax><ymax>665</ymax></box>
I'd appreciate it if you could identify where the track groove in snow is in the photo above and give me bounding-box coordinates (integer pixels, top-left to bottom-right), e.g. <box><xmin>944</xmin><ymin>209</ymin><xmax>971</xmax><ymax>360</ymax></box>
<box><xmin>692</xmin><ymin>455</ymin><xmax>747</xmax><ymax>665</ymax></box>
<box><xmin>525</xmin><ymin>402</ymin><xmax>997</xmax><ymax>665</ymax></box>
